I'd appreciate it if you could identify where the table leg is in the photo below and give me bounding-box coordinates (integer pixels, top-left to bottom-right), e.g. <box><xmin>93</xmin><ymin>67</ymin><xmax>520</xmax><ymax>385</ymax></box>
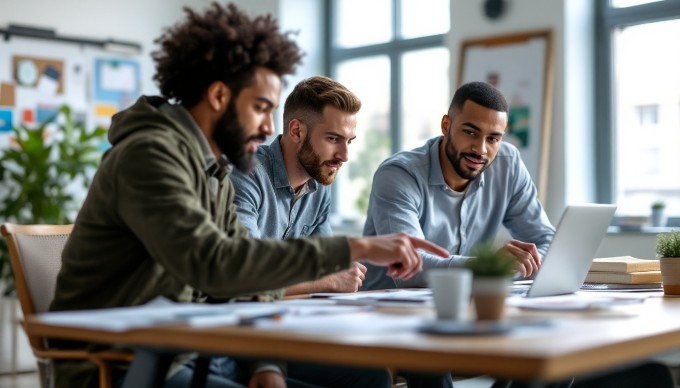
<box><xmin>121</xmin><ymin>348</ymin><xmax>175</xmax><ymax>388</ymax></box>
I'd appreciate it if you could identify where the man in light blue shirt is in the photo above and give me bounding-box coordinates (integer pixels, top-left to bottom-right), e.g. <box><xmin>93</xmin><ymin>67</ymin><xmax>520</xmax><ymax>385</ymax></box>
<box><xmin>232</xmin><ymin>76</ymin><xmax>454</xmax><ymax>388</ymax></box>
<box><xmin>362</xmin><ymin>81</ymin><xmax>556</xmax><ymax>290</ymax></box>
<box><xmin>231</xmin><ymin>75</ymin><xmax>366</xmax><ymax>296</ymax></box>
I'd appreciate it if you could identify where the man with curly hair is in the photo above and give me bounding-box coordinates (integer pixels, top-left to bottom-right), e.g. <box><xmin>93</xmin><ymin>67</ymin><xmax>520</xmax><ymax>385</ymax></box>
<box><xmin>49</xmin><ymin>2</ymin><xmax>447</xmax><ymax>388</ymax></box>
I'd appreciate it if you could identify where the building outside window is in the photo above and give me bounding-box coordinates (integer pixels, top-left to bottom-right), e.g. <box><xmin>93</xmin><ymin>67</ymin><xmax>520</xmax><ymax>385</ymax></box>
<box><xmin>327</xmin><ymin>0</ymin><xmax>450</xmax><ymax>222</ymax></box>
<box><xmin>596</xmin><ymin>0</ymin><xmax>680</xmax><ymax>224</ymax></box>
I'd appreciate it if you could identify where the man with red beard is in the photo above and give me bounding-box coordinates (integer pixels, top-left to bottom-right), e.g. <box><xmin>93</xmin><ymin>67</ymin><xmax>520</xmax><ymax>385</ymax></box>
<box><xmin>231</xmin><ymin>76</ymin><xmax>367</xmax><ymax>297</ymax></box>
<box><xmin>232</xmin><ymin>76</ymin><xmax>455</xmax><ymax>388</ymax></box>
<box><xmin>362</xmin><ymin>81</ymin><xmax>556</xmax><ymax>291</ymax></box>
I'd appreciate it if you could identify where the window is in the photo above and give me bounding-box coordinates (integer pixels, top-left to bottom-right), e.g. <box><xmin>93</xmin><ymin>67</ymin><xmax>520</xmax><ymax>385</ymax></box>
<box><xmin>596</xmin><ymin>0</ymin><xmax>680</xmax><ymax>224</ymax></box>
<box><xmin>328</xmin><ymin>0</ymin><xmax>450</xmax><ymax>220</ymax></box>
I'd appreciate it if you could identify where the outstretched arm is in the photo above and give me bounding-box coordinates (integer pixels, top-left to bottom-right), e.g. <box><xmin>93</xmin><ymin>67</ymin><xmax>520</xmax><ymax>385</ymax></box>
<box><xmin>364</xmin><ymin>164</ymin><xmax>458</xmax><ymax>287</ymax></box>
<box><xmin>348</xmin><ymin>233</ymin><xmax>448</xmax><ymax>281</ymax></box>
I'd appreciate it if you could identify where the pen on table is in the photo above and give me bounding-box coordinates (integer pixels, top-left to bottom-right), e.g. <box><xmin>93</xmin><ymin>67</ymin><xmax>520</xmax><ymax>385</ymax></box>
<box><xmin>238</xmin><ymin>309</ymin><xmax>288</xmax><ymax>326</ymax></box>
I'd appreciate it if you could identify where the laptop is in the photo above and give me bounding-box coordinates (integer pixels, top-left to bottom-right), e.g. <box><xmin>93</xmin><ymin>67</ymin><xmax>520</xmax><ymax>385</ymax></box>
<box><xmin>511</xmin><ymin>204</ymin><xmax>617</xmax><ymax>298</ymax></box>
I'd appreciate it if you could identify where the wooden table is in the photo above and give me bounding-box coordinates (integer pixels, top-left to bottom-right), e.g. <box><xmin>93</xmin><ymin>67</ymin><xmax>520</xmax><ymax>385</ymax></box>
<box><xmin>25</xmin><ymin>293</ymin><xmax>680</xmax><ymax>386</ymax></box>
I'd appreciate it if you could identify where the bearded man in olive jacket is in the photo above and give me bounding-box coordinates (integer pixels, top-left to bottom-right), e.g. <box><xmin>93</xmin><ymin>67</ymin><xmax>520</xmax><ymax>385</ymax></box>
<box><xmin>49</xmin><ymin>3</ymin><xmax>446</xmax><ymax>388</ymax></box>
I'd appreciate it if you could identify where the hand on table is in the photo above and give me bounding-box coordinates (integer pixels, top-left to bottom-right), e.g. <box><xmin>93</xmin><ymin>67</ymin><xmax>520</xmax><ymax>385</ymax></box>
<box><xmin>326</xmin><ymin>262</ymin><xmax>367</xmax><ymax>292</ymax></box>
<box><xmin>501</xmin><ymin>239</ymin><xmax>541</xmax><ymax>278</ymax></box>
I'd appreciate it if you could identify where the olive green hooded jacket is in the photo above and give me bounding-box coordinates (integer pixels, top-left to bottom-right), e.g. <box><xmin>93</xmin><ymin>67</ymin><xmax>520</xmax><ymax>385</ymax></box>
<box><xmin>49</xmin><ymin>96</ymin><xmax>350</xmax><ymax>387</ymax></box>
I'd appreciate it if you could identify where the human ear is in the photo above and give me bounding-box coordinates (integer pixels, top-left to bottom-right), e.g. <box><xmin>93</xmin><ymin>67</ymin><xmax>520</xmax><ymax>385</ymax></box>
<box><xmin>288</xmin><ymin>119</ymin><xmax>304</xmax><ymax>144</ymax></box>
<box><xmin>441</xmin><ymin>114</ymin><xmax>450</xmax><ymax>136</ymax></box>
<box><xmin>206</xmin><ymin>81</ymin><xmax>231</xmax><ymax>112</ymax></box>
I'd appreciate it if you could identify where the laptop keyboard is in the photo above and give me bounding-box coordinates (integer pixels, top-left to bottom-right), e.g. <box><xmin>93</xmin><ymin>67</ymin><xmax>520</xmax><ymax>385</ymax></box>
<box><xmin>509</xmin><ymin>284</ymin><xmax>530</xmax><ymax>296</ymax></box>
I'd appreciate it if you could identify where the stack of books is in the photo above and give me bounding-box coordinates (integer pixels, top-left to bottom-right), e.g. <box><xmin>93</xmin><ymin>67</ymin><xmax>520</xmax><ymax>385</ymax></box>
<box><xmin>585</xmin><ymin>256</ymin><xmax>661</xmax><ymax>285</ymax></box>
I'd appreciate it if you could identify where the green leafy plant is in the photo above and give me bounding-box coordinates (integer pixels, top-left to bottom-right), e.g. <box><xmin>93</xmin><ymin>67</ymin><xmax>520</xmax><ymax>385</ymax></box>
<box><xmin>657</xmin><ymin>230</ymin><xmax>680</xmax><ymax>258</ymax></box>
<box><xmin>0</xmin><ymin>105</ymin><xmax>107</xmax><ymax>296</ymax></box>
<box><xmin>652</xmin><ymin>201</ymin><xmax>666</xmax><ymax>210</ymax></box>
<box><xmin>464</xmin><ymin>243</ymin><xmax>517</xmax><ymax>278</ymax></box>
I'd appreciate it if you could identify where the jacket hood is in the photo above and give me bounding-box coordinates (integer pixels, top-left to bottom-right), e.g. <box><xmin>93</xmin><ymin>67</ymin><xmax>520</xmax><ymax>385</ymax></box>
<box><xmin>108</xmin><ymin>96</ymin><xmax>192</xmax><ymax>146</ymax></box>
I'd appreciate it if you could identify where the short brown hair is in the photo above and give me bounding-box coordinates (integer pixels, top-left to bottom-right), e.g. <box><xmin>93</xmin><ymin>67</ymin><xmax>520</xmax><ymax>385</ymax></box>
<box><xmin>152</xmin><ymin>2</ymin><xmax>303</xmax><ymax>108</ymax></box>
<box><xmin>283</xmin><ymin>76</ymin><xmax>361</xmax><ymax>131</ymax></box>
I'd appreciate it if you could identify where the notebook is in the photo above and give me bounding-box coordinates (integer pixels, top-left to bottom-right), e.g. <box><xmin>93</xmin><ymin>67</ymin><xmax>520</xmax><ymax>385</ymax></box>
<box><xmin>510</xmin><ymin>204</ymin><xmax>617</xmax><ymax>298</ymax></box>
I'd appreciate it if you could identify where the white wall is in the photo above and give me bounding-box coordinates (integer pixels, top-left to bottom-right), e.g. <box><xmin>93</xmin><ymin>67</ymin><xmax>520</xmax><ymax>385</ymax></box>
<box><xmin>0</xmin><ymin>0</ymin><xmax>214</xmax><ymax>95</ymax></box>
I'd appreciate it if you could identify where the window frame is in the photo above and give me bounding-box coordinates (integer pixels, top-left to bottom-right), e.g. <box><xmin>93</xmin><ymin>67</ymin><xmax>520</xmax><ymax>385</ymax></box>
<box><xmin>324</xmin><ymin>0</ymin><xmax>448</xmax><ymax>215</ymax></box>
<box><xmin>595</xmin><ymin>0</ymin><xmax>680</xmax><ymax>226</ymax></box>
<box><xmin>325</xmin><ymin>0</ymin><xmax>447</xmax><ymax>154</ymax></box>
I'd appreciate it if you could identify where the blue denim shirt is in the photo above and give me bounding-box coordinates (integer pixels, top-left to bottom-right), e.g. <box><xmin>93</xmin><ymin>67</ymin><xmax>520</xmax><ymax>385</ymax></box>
<box><xmin>362</xmin><ymin>136</ymin><xmax>555</xmax><ymax>290</ymax></box>
<box><xmin>230</xmin><ymin>135</ymin><xmax>332</xmax><ymax>239</ymax></box>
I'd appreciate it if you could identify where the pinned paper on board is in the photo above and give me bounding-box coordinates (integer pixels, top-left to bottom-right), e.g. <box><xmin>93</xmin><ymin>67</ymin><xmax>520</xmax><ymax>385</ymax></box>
<box><xmin>37</xmin><ymin>65</ymin><xmax>62</xmax><ymax>96</ymax></box>
<box><xmin>0</xmin><ymin>109</ymin><xmax>12</xmax><ymax>132</ymax></box>
<box><xmin>0</xmin><ymin>83</ymin><xmax>16</xmax><ymax>107</ymax></box>
<box><xmin>94</xmin><ymin>103</ymin><xmax>118</xmax><ymax>117</ymax></box>
<box><xmin>94</xmin><ymin>58</ymin><xmax>140</xmax><ymax>110</ymax></box>
<box><xmin>36</xmin><ymin>104</ymin><xmax>60</xmax><ymax>124</ymax></box>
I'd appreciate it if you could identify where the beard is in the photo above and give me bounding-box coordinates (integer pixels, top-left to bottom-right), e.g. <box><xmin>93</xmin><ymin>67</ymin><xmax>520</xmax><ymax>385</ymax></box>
<box><xmin>297</xmin><ymin>134</ymin><xmax>343</xmax><ymax>185</ymax></box>
<box><xmin>444</xmin><ymin>129</ymin><xmax>490</xmax><ymax>180</ymax></box>
<box><xmin>212</xmin><ymin>100</ymin><xmax>264</xmax><ymax>174</ymax></box>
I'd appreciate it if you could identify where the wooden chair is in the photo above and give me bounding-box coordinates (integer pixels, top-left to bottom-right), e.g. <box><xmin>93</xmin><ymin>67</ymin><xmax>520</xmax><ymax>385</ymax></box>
<box><xmin>1</xmin><ymin>223</ymin><xmax>133</xmax><ymax>388</ymax></box>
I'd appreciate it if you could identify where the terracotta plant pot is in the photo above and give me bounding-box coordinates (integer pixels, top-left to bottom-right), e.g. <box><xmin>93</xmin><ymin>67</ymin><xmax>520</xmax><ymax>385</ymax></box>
<box><xmin>471</xmin><ymin>277</ymin><xmax>511</xmax><ymax>321</ymax></box>
<box><xmin>660</xmin><ymin>257</ymin><xmax>680</xmax><ymax>295</ymax></box>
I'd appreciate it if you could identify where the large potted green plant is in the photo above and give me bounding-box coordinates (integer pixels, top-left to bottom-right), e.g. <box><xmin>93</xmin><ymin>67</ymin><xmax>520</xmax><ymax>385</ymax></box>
<box><xmin>657</xmin><ymin>230</ymin><xmax>680</xmax><ymax>295</ymax></box>
<box><xmin>0</xmin><ymin>105</ymin><xmax>106</xmax><ymax>296</ymax></box>
<box><xmin>464</xmin><ymin>243</ymin><xmax>517</xmax><ymax>320</ymax></box>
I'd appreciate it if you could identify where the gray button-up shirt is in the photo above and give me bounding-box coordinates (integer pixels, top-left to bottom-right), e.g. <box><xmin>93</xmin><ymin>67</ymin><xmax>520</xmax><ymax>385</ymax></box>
<box><xmin>362</xmin><ymin>136</ymin><xmax>555</xmax><ymax>289</ymax></box>
<box><xmin>230</xmin><ymin>135</ymin><xmax>332</xmax><ymax>240</ymax></box>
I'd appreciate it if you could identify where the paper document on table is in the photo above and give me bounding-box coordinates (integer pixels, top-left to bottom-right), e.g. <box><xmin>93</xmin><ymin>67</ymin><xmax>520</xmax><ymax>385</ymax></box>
<box><xmin>38</xmin><ymin>297</ymin><xmax>287</xmax><ymax>331</ymax></box>
<box><xmin>256</xmin><ymin>311</ymin><xmax>425</xmax><ymax>333</ymax></box>
<box><xmin>274</xmin><ymin>299</ymin><xmax>374</xmax><ymax>315</ymax></box>
<box><xmin>506</xmin><ymin>294</ymin><xmax>646</xmax><ymax>312</ymax></box>
<box><xmin>312</xmin><ymin>289</ymin><xmax>432</xmax><ymax>304</ymax></box>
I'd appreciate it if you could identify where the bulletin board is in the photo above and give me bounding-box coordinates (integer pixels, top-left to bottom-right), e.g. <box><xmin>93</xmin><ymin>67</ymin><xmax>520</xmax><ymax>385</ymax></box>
<box><xmin>0</xmin><ymin>34</ymin><xmax>142</xmax><ymax>148</ymax></box>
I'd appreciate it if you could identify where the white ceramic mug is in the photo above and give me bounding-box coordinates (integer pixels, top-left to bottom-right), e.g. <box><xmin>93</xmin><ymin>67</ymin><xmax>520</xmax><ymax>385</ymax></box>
<box><xmin>427</xmin><ymin>268</ymin><xmax>472</xmax><ymax>321</ymax></box>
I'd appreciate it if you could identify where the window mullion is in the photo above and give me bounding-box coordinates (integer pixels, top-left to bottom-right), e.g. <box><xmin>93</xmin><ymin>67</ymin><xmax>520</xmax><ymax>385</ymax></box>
<box><xmin>391</xmin><ymin>50</ymin><xmax>401</xmax><ymax>154</ymax></box>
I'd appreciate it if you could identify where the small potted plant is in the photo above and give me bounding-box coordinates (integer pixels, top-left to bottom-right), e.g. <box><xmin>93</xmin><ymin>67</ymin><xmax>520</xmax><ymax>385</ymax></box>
<box><xmin>651</xmin><ymin>201</ymin><xmax>667</xmax><ymax>227</ymax></box>
<box><xmin>464</xmin><ymin>243</ymin><xmax>517</xmax><ymax>321</ymax></box>
<box><xmin>657</xmin><ymin>230</ymin><xmax>680</xmax><ymax>295</ymax></box>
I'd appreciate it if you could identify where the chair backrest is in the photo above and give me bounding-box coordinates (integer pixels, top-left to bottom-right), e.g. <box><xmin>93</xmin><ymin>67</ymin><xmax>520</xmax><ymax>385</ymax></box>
<box><xmin>1</xmin><ymin>223</ymin><xmax>73</xmax><ymax>351</ymax></box>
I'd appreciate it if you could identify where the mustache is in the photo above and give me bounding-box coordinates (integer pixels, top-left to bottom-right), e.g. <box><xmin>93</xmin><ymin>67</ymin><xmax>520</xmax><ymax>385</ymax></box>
<box><xmin>324</xmin><ymin>159</ymin><xmax>344</xmax><ymax>167</ymax></box>
<box><xmin>460</xmin><ymin>152</ymin><xmax>488</xmax><ymax>164</ymax></box>
<box><xmin>246</xmin><ymin>134</ymin><xmax>267</xmax><ymax>143</ymax></box>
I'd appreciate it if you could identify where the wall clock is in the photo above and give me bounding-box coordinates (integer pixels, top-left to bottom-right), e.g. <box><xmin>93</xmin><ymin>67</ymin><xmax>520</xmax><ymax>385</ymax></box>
<box><xmin>16</xmin><ymin>59</ymin><xmax>39</xmax><ymax>86</ymax></box>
